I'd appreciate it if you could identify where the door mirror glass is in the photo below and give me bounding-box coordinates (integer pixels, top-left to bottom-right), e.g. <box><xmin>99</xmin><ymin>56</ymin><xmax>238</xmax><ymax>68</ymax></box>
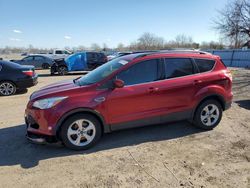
<box><xmin>113</xmin><ymin>79</ymin><xmax>124</xmax><ymax>88</ymax></box>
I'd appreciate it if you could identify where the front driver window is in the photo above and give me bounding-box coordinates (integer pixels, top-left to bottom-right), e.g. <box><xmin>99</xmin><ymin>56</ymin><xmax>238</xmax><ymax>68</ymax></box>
<box><xmin>116</xmin><ymin>59</ymin><xmax>159</xmax><ymax>86</ymax></box>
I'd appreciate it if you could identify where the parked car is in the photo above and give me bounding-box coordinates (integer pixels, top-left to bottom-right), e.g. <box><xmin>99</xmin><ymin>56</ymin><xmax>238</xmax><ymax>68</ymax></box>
<box><xmin>45</xmin><ymin>49</ymin><xmax>72</xmax><ymax>59</ymax></box>
<box><xmin>50</xmin><ymin>51</ymin><xmax>108</xmax><ymax>75</ymax></box>
<box><xmin>0</xmin><ymin>60</ymin><xmax>38</xmax><ymax>96</ymax></box>
<box><xmin>11</xmin><ymin>55</ymin><xmax>54</xmax><ymax>69</ymax></box>
<box><xmin>107</xmin><ymin>52</ymin><xmax>132</xmax><ymax>61</ymax></box>
<box><xmin>25</xmin><ymin>51</ymin><xmax>233</xmax><ymax>150</ymax></box>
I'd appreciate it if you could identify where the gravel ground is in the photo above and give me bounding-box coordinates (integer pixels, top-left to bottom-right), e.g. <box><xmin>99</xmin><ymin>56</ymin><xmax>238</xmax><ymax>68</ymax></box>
<box><xmin>0</xmin><ymin>68</ymin><xmax>249</xmax><ymax>188</ymax></box>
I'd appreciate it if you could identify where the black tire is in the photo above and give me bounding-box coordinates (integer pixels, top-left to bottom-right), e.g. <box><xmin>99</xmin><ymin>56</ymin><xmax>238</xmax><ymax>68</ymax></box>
<box><xmin>58</xmin><ymin>66</ymin><xmax>68</xmax><ymax>75</ymax></box>
<box><xmin>193</xmin><ymin>99</ymin><xmax>223</xmax><ymax>130</ymax></box>
<box><xmin>42</xmin><ymin>63</ymin><xmax>50</xmax><ymax>69</ymax></box>
<box><xmin>60</xmin><ymin>114</ymin><xmax>102</xmax><ymax>150</ymax></box>
<box><xmin>0</xmin><ymin>81</ymin><xmax>17</xmax><ymax>96</ymax></box>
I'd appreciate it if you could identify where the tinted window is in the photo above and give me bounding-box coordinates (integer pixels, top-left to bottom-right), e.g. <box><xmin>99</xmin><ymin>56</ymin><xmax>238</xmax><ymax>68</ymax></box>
<box><xmin>164</xmin><ymin>58</ymin><xmax>194</xmax><ymax>79</ymax></box>
<box><xmin>87</xmin><ymin>53</ymin><xmax>95</xmax><ymax>59</ymax></box>
<box><xmin>116</xmin><ymin>59</ymin><xmax>159</xmax><ymax>86</ymax></box>
<box><xmin>195</xmin><ymin>59</ymin><xmax>215</xmax><ymax>72</ymax></box>
<box><xmin>23</xmin><ymin>56</ymin><xmax>33</xmax><ymax>61</ymax></box>
<box><xmin>34</xmin><ymin>56</ymin><xmax>44</xmax><ymax>61</ymax></box>
<box><xmin>55</xmin><ymin>50</ymin><xmax>62</xmax><ymax>54</ymax></box>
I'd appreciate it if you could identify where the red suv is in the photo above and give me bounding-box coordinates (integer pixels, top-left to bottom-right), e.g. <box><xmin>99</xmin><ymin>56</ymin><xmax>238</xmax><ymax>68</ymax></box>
<box><xmin>25</xmin><ymin>51</ymin><xmax>233</xmax><ymax>150</ymax></box>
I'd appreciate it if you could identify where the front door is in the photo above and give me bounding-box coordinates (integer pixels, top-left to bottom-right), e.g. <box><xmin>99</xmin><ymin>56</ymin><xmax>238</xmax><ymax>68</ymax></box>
<box><xmin>106</xmin><ymin>58</ymin><xmax>163</xmax><ymax>128</ymax></box>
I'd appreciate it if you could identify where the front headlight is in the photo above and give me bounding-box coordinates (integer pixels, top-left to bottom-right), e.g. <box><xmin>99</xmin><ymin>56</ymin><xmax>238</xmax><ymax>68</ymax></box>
<box><xmin>33</xmin><ymin>97</ymin><xmax>67</xmax><ymax>109</ymax></box>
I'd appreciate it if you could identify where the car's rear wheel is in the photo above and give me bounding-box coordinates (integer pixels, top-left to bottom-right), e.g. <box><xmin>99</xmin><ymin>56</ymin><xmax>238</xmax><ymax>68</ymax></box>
<box><xmin>60</xmin><ymin>114</ymin><xmax>102</xmax><ymax>150</ymax></box>
<box><xmin>0</xmin><ymin>81</ymin><xmax>16</xmax><ymax>96</ymax></box>
<box><xmin>193</xmin><ymin>100</ymin><xmax>223</xmax><ymax>130</ymax></box>
<box><xmin>42</xmin><ymin>63</ymin><xmax>50</xmax><ymax>69</ymax></box>
<box><xmin>58</xmin><ymin>66</ymin><xmax>68</xmax><ymax>75</ymax></box>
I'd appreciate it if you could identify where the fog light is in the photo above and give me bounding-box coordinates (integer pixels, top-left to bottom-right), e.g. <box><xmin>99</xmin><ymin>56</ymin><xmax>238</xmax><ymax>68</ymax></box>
<box><xmin>48</xmin><ymin>126</ymin><xmax>52</xmax><ymax>131</ymax></box>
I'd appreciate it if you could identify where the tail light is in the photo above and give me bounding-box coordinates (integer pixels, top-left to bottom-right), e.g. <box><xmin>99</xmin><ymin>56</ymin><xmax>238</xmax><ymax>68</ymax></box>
<box><xmin>225</xmin><ymin>69</ymin><xmax>233</xmax><ymax>81</ymax></box>
<box><xmin>22</xmin><ymin>70</ymin><xmax>34</xmax><ymax>77</ymax></box>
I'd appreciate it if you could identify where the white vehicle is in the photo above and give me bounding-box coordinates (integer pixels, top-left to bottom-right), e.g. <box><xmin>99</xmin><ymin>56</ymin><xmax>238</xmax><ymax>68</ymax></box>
<box><xmin>42</xmin><ymin>49</ymin><xmax>72</xmax><ymax>59</ymax></box>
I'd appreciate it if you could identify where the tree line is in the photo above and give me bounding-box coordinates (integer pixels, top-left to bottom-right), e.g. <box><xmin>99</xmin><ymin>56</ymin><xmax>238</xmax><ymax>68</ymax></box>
<box><xmin>1</xmin><ymin>0</ymin><xmax>249</xmax><ymax>54</ymax></box>
<box><xmin>0</xmin><ymin>33</ymin><xmax>224</xmax><ymax>54</ymax></box>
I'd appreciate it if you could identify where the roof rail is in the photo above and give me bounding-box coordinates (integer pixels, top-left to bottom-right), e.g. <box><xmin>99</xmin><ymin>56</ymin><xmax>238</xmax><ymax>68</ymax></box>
<box><xmin>133</xmin><ymin>49</ymin><xmax>211</xmax><ymax>59</ymax></box>
<box><xmin>159</xmin><ymin>49</ymin><xmax>211</xmax><ymax>54</ymax></box>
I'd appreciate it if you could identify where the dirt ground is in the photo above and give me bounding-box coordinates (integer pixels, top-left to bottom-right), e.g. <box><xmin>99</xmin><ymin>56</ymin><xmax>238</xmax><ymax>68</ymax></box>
<box><xmin>0</xmin><ymin>68</ymin><xmax>249</xmax><ymax>188</ymax></box>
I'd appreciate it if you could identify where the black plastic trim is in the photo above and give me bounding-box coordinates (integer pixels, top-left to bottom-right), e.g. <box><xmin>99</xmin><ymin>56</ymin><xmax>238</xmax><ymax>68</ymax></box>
<box><xmin>55</xmin><ymin>108</ymin><xmax>110</xmax><ymax>134</ymax></box>
<box><xmin>110</xmin><ymin>110</ymin><xmax>193</xmax><ymax>131</ymax></box>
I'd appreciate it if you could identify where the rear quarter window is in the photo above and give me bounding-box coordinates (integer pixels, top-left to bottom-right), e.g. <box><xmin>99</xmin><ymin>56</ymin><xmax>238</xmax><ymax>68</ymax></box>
<box><xmin>194</xmin><ymin>59</ymin><xmax>215</xmax><ymax>73</ymax></box>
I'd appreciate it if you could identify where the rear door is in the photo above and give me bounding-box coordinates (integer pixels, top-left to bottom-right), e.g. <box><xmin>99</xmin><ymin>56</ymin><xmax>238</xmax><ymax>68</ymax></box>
<box><xmin>106</xmin><ymin>58</ymin><xmax>163</xmax><ymax>127</ymax></box>
<box><xmin>87</xmin><ymin>52</ymin><xmax>99</xmax><ymax>69</ymax></box>
<box><xmin>156</xmin><ymin>58</ymin><xmax>200</xmax><ymax>115</ymax></box>
<box><xmin>34</xmin><ymin>56</ymin><xmax>45</xmax><ymax>68</ymax></box>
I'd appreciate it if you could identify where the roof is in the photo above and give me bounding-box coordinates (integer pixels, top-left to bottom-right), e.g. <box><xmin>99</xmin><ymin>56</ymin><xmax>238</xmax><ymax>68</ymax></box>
<box><xmin>121</xmin><ymin>50</ymin><xmax>214</xmax><ymax>61</ymax></box>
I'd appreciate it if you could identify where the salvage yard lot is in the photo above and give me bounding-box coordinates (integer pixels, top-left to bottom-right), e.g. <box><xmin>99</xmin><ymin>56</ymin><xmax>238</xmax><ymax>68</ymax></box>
<box><xmin>0</xmin><ymin>69</ymin><xmax>249</xmax><ymax>188</ymax></box>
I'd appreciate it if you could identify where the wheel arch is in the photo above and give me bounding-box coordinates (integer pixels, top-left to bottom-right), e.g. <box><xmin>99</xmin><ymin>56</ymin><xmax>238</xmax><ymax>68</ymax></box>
<box><xmin>0</xmin><ymin>80</ymin><xmax>17</xmax><ymax>88</ymax></box>
<box><xmin>55</xmin><ymin>108</ymin><xmax>110</xmax><ymax>139</ymax></box>
<box><xmin>42</xmin><ymin>63</ymin><xmax>50</xmax><ymax>69</ymax></box>
<box><xmin>192</xmin><ymin>94</ymin><xmax>226</xmax><ymax>120</ymax></box>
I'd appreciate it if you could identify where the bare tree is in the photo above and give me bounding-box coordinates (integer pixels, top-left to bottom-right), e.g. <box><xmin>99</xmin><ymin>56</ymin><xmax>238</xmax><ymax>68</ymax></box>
<box><xmin>90</xmin><ymin>43</ymin><xmax>101</xmax><ymax>51</ymax></box>
<box><xmin>175</xmin><ymin>34</ymin><xmax>193</xmax><ymax>48</ymax></box>
<box><xmin>200</xmin><ymin>41</ymin><xmax>224</xmax><ymax>50</ymax></box>
<box><xmin>136</xmin><ymin>32</ymin><xmax>164</xmax><ymax>50</ymax></box>
<box><xmin>116</xmin><ymin>43</ymin><xmax>125</xmax><ymax>51</ymax></box>
<box><xmin>214</xmin><ymin>0</ymin><xmax>250</xmax><ymax>48</ymax></box>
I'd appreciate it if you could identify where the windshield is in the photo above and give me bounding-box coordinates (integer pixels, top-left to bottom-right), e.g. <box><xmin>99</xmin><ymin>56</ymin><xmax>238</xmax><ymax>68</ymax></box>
<box><xmin>78</xmin><ymin>57</ymin><xmax>130</xmax><ymax>86</ymax></box>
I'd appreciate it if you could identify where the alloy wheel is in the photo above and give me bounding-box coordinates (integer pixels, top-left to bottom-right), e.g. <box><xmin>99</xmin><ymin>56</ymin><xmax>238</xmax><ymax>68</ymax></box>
<box><xmin>0</xmin><ymin>82</ymin><xmax>16</xmax><ymax>96</ymax></box>
<box><xmin>67</xmin><ymin>119</ymin><xmax>96</xmax><ymax>146</ymax></box>
<box><xmin>200</xmin><ymin>104</ymin><xmax>220</xmax><ymax>126</ymax></box>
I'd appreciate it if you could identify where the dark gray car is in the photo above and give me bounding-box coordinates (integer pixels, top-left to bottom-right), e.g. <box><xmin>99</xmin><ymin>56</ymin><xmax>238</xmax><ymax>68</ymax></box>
<box><xmin>12</xmin><ymin>55</ymin><xmax>54</xmax><ymax>69</ymax></box>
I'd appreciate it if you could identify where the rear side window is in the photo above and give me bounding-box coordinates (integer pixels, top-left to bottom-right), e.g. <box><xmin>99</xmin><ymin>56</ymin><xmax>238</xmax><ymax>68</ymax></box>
<box><xmin>195</xmin><ymin>59</ymin><xmax>215</xmax><ymax>73</ymax></box>
<box><xmin>116</xmin><ymin>59</ymin><xmax>159</xmax><ymax>86</ymax></box>
<box><xmin>55</xmin><ymin>50</ymin><xmax>63</xmax><ymax>54</ymax></box>
<box><xmin>164</xmin><ymin>58</ymin><xmax>194</xmax><ymax>79</ymax></box>
<box><xmin>24</xmin><ymin>56</ymin><xmax>34</xmax><ymax>61</ymax></box>
<box><xmin>34</xmin><ymin>56</ymin><xmax>44</xmax><ymax>61</ymax></box>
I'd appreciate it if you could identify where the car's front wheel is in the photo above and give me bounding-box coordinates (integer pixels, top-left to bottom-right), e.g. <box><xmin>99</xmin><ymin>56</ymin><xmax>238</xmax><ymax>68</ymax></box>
<box><xmin>0</xmin><ymin>81</ymin><xmax>17</xmax><ymax>96</ymax></box>
<box><xmin>193</xmin><ymin>100</ymin><xmax>223</xmax><ymax>130</ymax></box>
<box><xmin>60</xmin><ymin>114</ymin><xmax>102</xmax><ymax>150</ymax></box>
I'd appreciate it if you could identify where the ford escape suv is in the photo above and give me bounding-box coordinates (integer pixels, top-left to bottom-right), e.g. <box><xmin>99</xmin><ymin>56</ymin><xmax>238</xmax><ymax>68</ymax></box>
<box><xmin>25</xmin><ymin>51</ymin><xmax>233</xmax><ymax>150</ymax></box>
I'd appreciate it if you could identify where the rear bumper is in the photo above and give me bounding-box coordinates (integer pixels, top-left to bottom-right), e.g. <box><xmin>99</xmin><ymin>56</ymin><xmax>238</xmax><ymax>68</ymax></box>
<box><xmin>224</xmin><ymin>101</ymin><xmax>232</xmax><ymax>110</ymax></box>
<box><xmin>16</xmin><ymin>75</ymin><xmax>38</xmax><ymax>89</ymax></box>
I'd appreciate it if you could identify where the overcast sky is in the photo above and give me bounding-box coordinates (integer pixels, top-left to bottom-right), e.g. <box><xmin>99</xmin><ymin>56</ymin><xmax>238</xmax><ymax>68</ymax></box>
<box><xmin>0</xmin><ymin>0</ymin><xmax>228</xmax><ymax>48</ymax></box>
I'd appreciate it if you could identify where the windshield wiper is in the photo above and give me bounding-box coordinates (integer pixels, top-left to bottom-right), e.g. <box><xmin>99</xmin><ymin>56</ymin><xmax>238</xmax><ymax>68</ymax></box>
<box><xmin>73</xmin><ymin>77</ymin><xmax>81</xmax><ymax>85</ymax></box>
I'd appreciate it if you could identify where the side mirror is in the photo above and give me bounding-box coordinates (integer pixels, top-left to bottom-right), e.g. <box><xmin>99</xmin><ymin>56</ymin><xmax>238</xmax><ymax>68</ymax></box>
<box><xmin>113</xmin><ymin>79</ymin><xmax>124</xmax><ymax>88</ymax></box>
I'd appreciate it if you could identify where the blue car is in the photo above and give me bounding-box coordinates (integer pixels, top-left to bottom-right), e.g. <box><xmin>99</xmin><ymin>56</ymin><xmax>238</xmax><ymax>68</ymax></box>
<box><xmin>51</xmin><ymin>52</ymin><xmax>108</xmax><ymax>75</ymax></box>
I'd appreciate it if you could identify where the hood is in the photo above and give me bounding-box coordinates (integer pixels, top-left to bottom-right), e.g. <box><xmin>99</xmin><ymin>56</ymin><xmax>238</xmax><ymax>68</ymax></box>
<box><xmin>30</xmin><ymin>79</ymin><xmax>79</xmax><ymax>100</ymax></box>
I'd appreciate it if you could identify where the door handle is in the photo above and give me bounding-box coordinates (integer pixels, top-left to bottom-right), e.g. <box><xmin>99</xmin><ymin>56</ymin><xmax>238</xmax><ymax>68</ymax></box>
<box><xmin>193</xmin><ymin>80</ymin><xmax>203</xmax><ymax>85</ymax></box>
<box><xmin>148</xmin><ymin>87</ymin><xmax>159</xmax><ymax>93</ymax></box>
